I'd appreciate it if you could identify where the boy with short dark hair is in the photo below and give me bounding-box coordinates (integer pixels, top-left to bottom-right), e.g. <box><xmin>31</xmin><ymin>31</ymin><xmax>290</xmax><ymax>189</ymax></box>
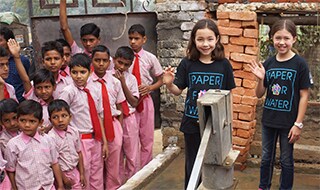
<box><xmin>5</xmin><ymin>100</ymin><xmax>64</xmax><ymax>190</ymax></box>
<box><xmin>56</xmin><ymin>38</ymin><xmax>72</xmax><ymax>77</ymax></box>
<box><xmin>0</xmin><ymin>46</ymin><xmax>17</xmax><ymax>101</ymax></box>
<box><xmin>48</xmin><ymin>99</ymin><xmax>86</xmax><ymax>189</ymax></box>
<box><xmin>128</xmin><ymin>24</ymin><xmax>163</xmax><ymax>168</ymax></box>
<box><xmin>0</xmin><ymin>26</ymin><xmax>30</xmax><ymax>102</ymax></box>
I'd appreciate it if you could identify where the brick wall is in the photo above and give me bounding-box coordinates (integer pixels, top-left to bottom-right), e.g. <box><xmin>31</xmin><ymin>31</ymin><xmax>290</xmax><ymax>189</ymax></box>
<box><xmin>216</xmin><ymin>0</ymin><xmax>319</xmax><ymax>2</ymax></box>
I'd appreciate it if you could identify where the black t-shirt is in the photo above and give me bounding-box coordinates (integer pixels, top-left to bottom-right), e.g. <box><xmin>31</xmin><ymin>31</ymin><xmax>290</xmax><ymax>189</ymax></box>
<box><xmin>262</xmin><ymin>54</ymin><xmax>311</xmax><ymax>128</ymax></box>
<box><xmin>174</xmin><ymin>58</ymin><xmax>236</xmax><ymax>134</ymax></box>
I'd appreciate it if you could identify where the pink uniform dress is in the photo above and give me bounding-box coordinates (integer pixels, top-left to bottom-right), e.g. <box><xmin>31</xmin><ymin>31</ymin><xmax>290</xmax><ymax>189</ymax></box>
<box><xmin>6</xmin><ymin>132</ymin><xmax>58</xmax><ymax>190</ymax></box>
<box><xmin>58</xmin><ymin>79</ymin><xmax>104</xmax><ymax>190</ymax></box>
<box><xmin>23</xmin><ymin>87</ymin><xmax>51</xmax><ymax>128</ymax></box>
<box><xmin>91</xmin><ymin>71</ymin><xmax>125</xmax><ymax>190</ymax></box>
<box><xmin>129</xmin><ymin>48</ymin><xmax>163</xmax><ymax>168</ymax></box>
<box><xmin>0</xmin><ymin>149</ymin><xmax>7</xmax><ymax>190</ymax></box>
<box><xmin>118</xmin><ymin>71</ymin><xmax>140</xmax><ymax>182</ymax></box>
<box><xmin>53</xmin><ymin>72</ymin><xmax>73</xmax><ymax>99</ymax></box>
<box><xmin>0</xmin><ymin>130</ymin><xmax>19</xmax><ymax>190</ymax></box>
<box><xmin>48</xmin><ymin>126</ymin><xmax>82</xmax><ymax>189</ymax></box>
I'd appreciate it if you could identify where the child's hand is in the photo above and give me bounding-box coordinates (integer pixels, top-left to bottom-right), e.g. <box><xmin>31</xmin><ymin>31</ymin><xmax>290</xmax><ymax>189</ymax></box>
<box><xmin>248</xmin><ymin>60</ymin><xmax>265</xmax><ymax>81</ymax></box>
<box><xmin>163</xmin><ymin>66</ymin><xmax>175</xmax><ymax>86</ymax></box>
<box><xmin>7</xmin><ymin>39</ymin><xmax>21</xmax><ymax>58</ymax></box>
<box><xmin>288</xmin><ymin>125</ymin><xmax>301</xmax><ymax>144</ymax></box>
<box><xmin>138</xmin><ymin>85</ymin><xmax>150</xmax><ymax>96</ymax></box>
<box><xmin>113</xmin><ymin>69</ymin><xmax>125</xmax><ymax>83</ymax></box>
<box><xmin>102</xmin><ymin>143</ymin><xmax>108</xmax><ymax>160</ymax></box>
<box><xmin>80</xmin><ymin>174</ymin><xmax>87</xmax><ymax>189</ymax></box>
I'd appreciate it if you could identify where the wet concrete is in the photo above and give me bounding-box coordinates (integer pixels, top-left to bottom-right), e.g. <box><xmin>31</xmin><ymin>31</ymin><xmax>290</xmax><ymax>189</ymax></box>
<box><xmin>146</xmin><ymin>129</ymin><xmax>320</xmax><ymax>190</ymax></box>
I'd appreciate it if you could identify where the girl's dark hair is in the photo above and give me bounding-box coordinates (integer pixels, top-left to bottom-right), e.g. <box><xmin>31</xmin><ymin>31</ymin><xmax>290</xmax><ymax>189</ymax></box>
<box><xmin>92</xmin><ymin>45</ymin><xmax>110</xmax><ymax>58</ymax></box>
<box><xmin>0</xmin><ymin>98</ymin><xmax>19</xmax><ymax>121</ymax></box>
<box><xmin>69</xmin><ymin>53</ymin><xmax>91</xmax><ymax>71</ymax></box>
<box><xmin>33</xmin><ymin>68</ymin><xmax>56</xmax><ymax>86</ymax></box>
<box><xmin>0</xmin><ymin>46</ymin><xmax>9</xmax><ymax>57</ymax></box>
<box><xmin>187</xmin><ymin>19</ymin><xmax>225</xmax><ymax>61</ymax></box>
<box><xmin>128</xmin><ymin>24</ymin><xmax>146</xmax><ymax>36</ymax></box>
<box><xmin>41</xmin><ymin>41</ymin><xmax>64</xmax><ymax>58</ymax></box>
<box><xmin>80</xmin><ymin>23</ymin><xmax>100</xmax><ymax>38</ymax></box>
<box><xmin>270</xmin><ymin>19</ymin><xmax>297</xmax><ymax>38</ymax></box>
<box><xmin>17</xmin><ymin>100</ymin><xmax>43</xmax><ymax>121</ymax></box>
<box><xmin>56</xmin><ymin>38</ymin><xmax>71</xmax><ymax>51</ymax></box>
<box><xmin>114</xmin><ymin>46</ymin><xmax>134</xmax><ymax>62</ymax></box>
<box><xmin>48</xmin><ymin>99</ymin><xmax>71</xmax><ymax>118</ymax></box>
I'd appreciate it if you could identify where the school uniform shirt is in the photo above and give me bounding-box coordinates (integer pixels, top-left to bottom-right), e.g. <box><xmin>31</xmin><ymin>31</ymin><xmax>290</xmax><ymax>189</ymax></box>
<box><xmin>48</xmin><ymin>127</ymin><xmax>81</xmax><ymax>171</ymax></box>
<box><xmin>3</xmin><ymin>83</ymin><xmax>17</xmax><ymax>101</ymax></box>
<box><xmin>129</xmin><ymin>48</ymin><xmax>163</xmax><ymax>86</ymax></box>
<box><xmin>123</xmin><ymin>70</ymin><xmax>140</xmax><ymax>114</ymax></box>
<box><xmin>174</xmin><ymin>58</ymin><xmax>236</xmax><ymax>134</ymax></box>
<box><xmin>6</xmin><ymin>132</ymin><xmax>58</xmax><ymax>190</ymax></box>
<box><xmin>0</xmin><ymin>148</ymin><xmax>6</xmax><ymax>172</ymax></box>
<box><xmin>58</xmin><ymin>78</ymin><xmax>103</xmax><ymax>134</ymax></box>
<box><xmin>53</xmin><ymin>72</ymin><xmax>73</xmax><ymax>99</ymax></box>
<box><xmin>262</xmin><ymin>54</ymin><xmax>312</xmax><ymax>128</ymax></box>
<box><xmin>23</xmin><ymin>87</ymin><xmax>51</xmax><ymax>127</ymax></box>
<box><xmin>0</xmin><ymin>129</ymin><xmax>19</xmax><ymax>156</ymax></box>
<box><xmin>91</xmin><ymin>71</ymin><xmax>126</xmax><ymax>116</ymax></box>
<box><xmin>5</xmin><ymin>55</ymin><xmax>30</xmax><ymax>102</ymax></box>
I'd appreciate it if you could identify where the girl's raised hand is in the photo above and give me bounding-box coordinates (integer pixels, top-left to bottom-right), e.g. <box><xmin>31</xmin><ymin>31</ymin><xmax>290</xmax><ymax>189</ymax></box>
<box><xmin>7</xmin><ymin>39</ymin><xmax>21</xmax><ymax>58</ymax></box>
<box><xmin>163</xmin><ymin>66</ymin><xmax>175</xmax><ymax>86</ymax></box>
<box><xmin>248</xmin><ymin>60</ymin><xmax>265</xmax><ymax>81</ymax></box>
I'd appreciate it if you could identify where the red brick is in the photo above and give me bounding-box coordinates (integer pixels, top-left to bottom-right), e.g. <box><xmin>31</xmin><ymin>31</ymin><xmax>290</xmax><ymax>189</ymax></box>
<box><xmin>232</xmin><ymin>128</ymin><xmax>237</xmax><ymax>136</ymax></box>
<box><xmin>233</xmin><ymin>119</ymin><xmax>255</xmax><ymax>130</ymax></box>
<box><xmin>229</xmin><ymin>12</ymin><xmax>256</xmax><ymax>21</ymax></box>
<box><xmin>241</xmin><ymin>95</ymin><xmax>258</xmax><ymax>106</ymax></box>
<box><xmin>245</xmin><ymin>46</ymin><xmax>259</xmax><ymax>55</ymax></box>
<box><xmin>233</xmin><ymin>70</ymin><xmax>256</xmax><ymax>80</ymax></box>
<box><xmin>243</xmin><ymin>79</ymin><xmax>257</xmax><ymax>89</ymax></box>
<box><xmin>219</xmin><ymin>26</ymin><xmax>243</xmax><ymax>36</ymax></box>
<box><xmin>233</xmin><ymin>87</ymin><xmax>245</xmax><ymax>95</ymax></box>
<box><xmin>217</xmin><ymin>19</ymin><xmax>230</xmax><ymax>27</ymax></box>
<box><xmin>230</xmin><ymin>60</ymin><xmax>243</xmax><ymax>70</ymax></box>
<box><xmin>242</xmin><ymin>21</ymin><xmax>258</xmax><ymax>29</ymax></box>
<box><xmin>218</xmin><ymin>0</ymin><xmax>239</xmax><ymax>3</ymax></box>
<box><xmin>230</xmin><ymin>52</ymin><xmax>257</xmax><ymax>63</ymax></box>
<box><xmin>220</xmin><ymin>35</ymin><xmax>229</xmax><ymax>44</ymax></box>
<box><xmin>216</xmin><ymin>12</ymin><xmax>229</xmax><ymax>19</ymax></box>
<box><xmin>233</xmin><ymin>104</ymin><xmax>254</xmax><ymax>113</ymax></box>
<box><xmin>250</xmin><ymin>128</ymin><xmax>256</xmax><ymax>136</ymax></box>
<box><xmin>244</xmin><ymin>88</ymin><xmax>256</xmax><ymax>96</ymax></box>
<box><xmin>243</xmin><ymin>28</ymin><xmax>259</xmax><ymax>38</ymax></box>
<box><xmin>235</xmin><ymin>162</ymin><xmax>247</xmax><ymax>171</ymax></box>
<box><xmin>230</xmin><ymin>36</ymin><xmax>257</xmax><ymax>46</ymax></box>
<box><xmin>225</xmin><ymin>44</ymin><xmax>244</xmax><ymax>53</ymax></box>
<box><xmin>233</xmin><ymin>112</ymin><xmax>238</xmax><ymax>120</ymax></box>
<box><xmin>229</xmin><ymin>20</ymin><xmax>242</xmax><ymax>28</ymax></box>
<box><xmin>237</xmin><ymin>129</ymin><xmax>251</xmax><ymax>138</ymax></box>
<box><xmin>239</xmin><ymin>112</ymin><xmax>256</xmax><ymax>121</ymax></box>
<box><xmin>233</xmin><ymin>136</ymin><xmax>250</xmax><ymax>146</ymax></box>
<box><xmin>233</xmin><ymin>94</ymin><xmax>242</xmax><ymax>103</ymax></box>
<box><xmin>233</xmin><ymin>144</ymin><xmax>250</xmax><ymax>156</ymax></box>
<box><xmin>235</xmin><ymin>78</ymin><xmax>242</xmax><ymax>87</ymax></box>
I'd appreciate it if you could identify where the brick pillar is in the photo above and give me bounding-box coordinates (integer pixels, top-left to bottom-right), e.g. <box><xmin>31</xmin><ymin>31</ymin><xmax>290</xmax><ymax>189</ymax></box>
<box><xmin>217</xmin><ymin>11</ymin><xmax>259</xmax><ymax>170</ymax></box>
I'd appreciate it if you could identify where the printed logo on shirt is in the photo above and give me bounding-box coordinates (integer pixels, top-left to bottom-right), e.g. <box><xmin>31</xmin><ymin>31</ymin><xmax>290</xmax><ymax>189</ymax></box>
<box><xmin>185</xmin><ymin>72</ymin><xmax>224</xmax><ymax>118</ymax></box>
<box><xmin>265</xmin><ymin>68</ymin><xmax>296</xmax><ymax>112</ymax></box>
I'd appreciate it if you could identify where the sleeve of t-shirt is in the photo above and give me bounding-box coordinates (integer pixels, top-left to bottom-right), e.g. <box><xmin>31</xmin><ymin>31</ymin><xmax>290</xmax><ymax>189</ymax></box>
<box><xmin>150</xmin><ymin>53</ymin><xmax>163</xmax><ymax>77</ymax></box>
<box><xmin>128</xmin><ymin>74</ymin><xmax>139</xmax><ymax>98</ymax></box>
<box><xmin>298</xmin><ymin>58</ymin><xmax>312</xmax><ymax>89</ymax></box>
<box><xmin>5</xmin><ymin>141</ymin><xmax>17</xmax><ymax>172</ymax></box>
<box><xmin>71</xmin><ymin>41</ymin><xmax>83</xmax><ymax>55</ymax></box>
<box><xmin>224</xmin><ymin>59</ymin><xmax>236</xmax><ymax>90</ymax></box>
<box><xmin>173</xmin><ymin>58</ymin><xmax>188</xmax><ymax>90</ymax></box>
<box><xmin>116</xmin><ymin>81</ymin><xmax>126</xmax><ymax>104</ymax></box>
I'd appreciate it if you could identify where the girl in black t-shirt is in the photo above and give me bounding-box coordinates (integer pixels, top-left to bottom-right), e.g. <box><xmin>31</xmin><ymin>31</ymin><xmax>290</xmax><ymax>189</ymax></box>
<box><xmin>249</xmin><ymin>19</ymin><xmax>311</xmax><ymax>190</ymax></box>
<box><xmin>163</xmin><ymin>19</ymin><xmax>235</xmax><ymax>189</ymax></box>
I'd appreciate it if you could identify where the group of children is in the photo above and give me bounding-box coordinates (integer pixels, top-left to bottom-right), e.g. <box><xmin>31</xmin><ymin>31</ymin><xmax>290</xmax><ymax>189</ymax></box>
<box><xmin>0</xmin><ymin>2</ymin><xmax>313</xmax><ymax>189</ymax></box>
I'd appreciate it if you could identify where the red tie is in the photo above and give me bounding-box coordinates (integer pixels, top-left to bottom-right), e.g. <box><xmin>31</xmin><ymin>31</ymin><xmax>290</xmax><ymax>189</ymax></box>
<box><xmin>132</xmin><ymin>54</ymin><xmax>144</xmax><ymax>112</ymax></box>
<box><xmin>121</xmin><ymin>101</ymin><xmax>130</xmax><ymax>117</ymax></box>
<box><xmin>82</xmin><ymin>88</ymin><xmax>102</xmax><ymax>142</ymax></box>
<box><xmin>3</xmin><ymin>85</ymin><xmax>10</xmax><ymax>99</ymax></box>
<box><xmin>97</xmin><ymin>79</ymin><xmax>115</xmax><ymax>142</ymax></box>
<box><xmin>60</xmin><ymin>70</ymin><xmax>67</xmax><ymax>77</ymax></box>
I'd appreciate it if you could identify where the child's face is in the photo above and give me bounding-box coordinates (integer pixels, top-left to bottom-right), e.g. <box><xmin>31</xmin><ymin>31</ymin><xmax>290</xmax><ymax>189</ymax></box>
<box><xmin>92</xmin><ymin>52</ymin><xmax>110</xmax><ymax>78</ymax></box>
<box><xmin>0</xmin><ymin>56</ymin><xmax>9</xmax><ymax>79</ymax></box>
<box><xmin>114</xmin><ymin>57</ymin><xmax>132</xmax><ymax>73</ymax></box>
<box><xmin>34</xmin><ymin>81</ymin><xmax>55</xmax><ymax>103</ymax></box>
<box><xmin>61</xmin><ymin>46</ymin><xmax>71</xmax><ymax>70</ymax></box>
<box><xmin>195</xmin><ymin>28</ymin><xmax>218</xmax><ymax>59</ymax></box>
<box><xmin>18</xmin><ymin>114</ymin><xmax>43</xmax><ymax>137</ymax></box>
<box><xmin>128</xmin><ymin>32</ymin><xmax>146</xmax><ymax>53</ymax></box>
<box><xmin>70</xmin><ymin>66</ymin><xmax>90</xmax><ymax>87</ymax></box>
<box><xmin>1</xmin><ymin>112</ymin><xmax>19</xmax><ymax>133</ymax></box>
<box><xmin>81</xmin><ymin>34</ymin><xmax>100</xmax><ymax>53</ymax></box>
<box><xmin>0</xmin><ymin>35</ymin><xmax>7</xmax><ymax>49</ymax></box>
<box><xmin>42</xmin><ymin>50</ymin><xmax>64</xmax><ymax>74</ymax></box>
<box><xmin>49</xmin><ymin>108</ymin><xmax>71</xmax><ymax>131</ymax></box>
<box><xmin>272</xmin><ymin>29</ymin><xmax>296</xmax><ymax>56</ymax></box>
